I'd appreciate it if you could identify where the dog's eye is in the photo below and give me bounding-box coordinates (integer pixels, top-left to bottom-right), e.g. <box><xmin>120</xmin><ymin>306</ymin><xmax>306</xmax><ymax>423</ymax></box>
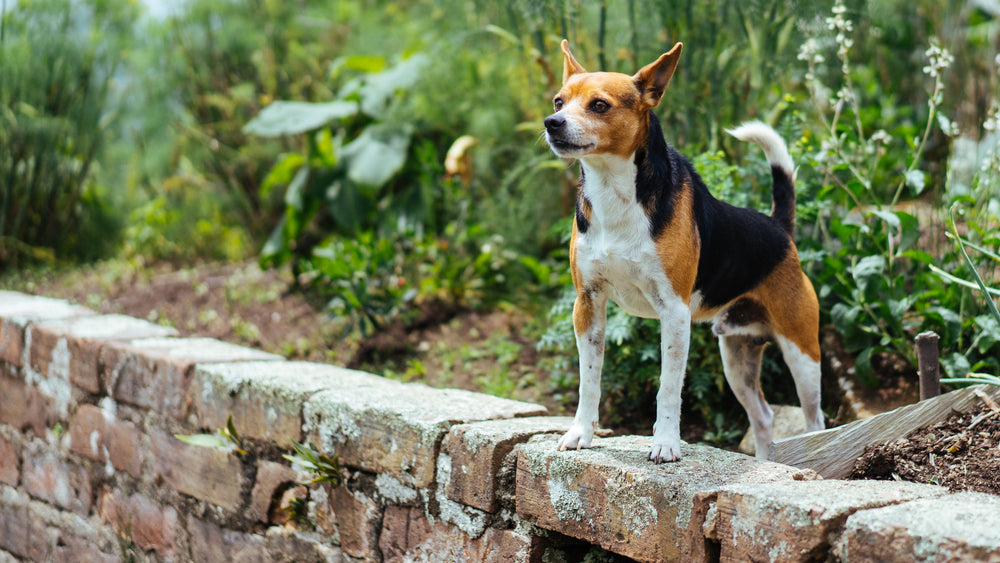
<box><xmin>590</xmin><ymin>99</ymin><xmax>610</xmax><ymax>113</ymax></box>
<box><xmin>553</xmin><ymin>98</ymin><xmax>564</xmax><ymax>110</ymax></box>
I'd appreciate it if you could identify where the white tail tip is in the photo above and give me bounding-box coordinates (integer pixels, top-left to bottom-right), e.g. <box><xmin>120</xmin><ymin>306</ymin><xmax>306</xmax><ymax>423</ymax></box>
<box><xmin>726</xmin><ymin>121</ymin><xmax>794</xmax><ymax>175</ymax></box>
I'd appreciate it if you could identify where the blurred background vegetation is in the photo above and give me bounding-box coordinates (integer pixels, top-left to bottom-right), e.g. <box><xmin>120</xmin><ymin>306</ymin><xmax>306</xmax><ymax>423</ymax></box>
<box><xmin>2</xmin><ymin>0</ymin><xmax>999</xmax><ymax>443</ymax></box>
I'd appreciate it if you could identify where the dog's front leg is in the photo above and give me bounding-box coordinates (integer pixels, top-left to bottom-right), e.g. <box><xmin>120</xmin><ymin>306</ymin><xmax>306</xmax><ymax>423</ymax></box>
<box><xmin>649</xmin><ymin>299</ymin><xmax>691</xmax><ymax>463</ymax></box>
<box><xmin>558</xmin><ymin>288</ymin><xmax>608</xmax><ymax>451</ymax></box>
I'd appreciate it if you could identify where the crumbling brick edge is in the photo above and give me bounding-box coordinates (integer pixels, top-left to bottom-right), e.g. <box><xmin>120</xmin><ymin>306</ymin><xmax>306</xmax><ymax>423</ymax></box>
<box><xmin>1</xmin><ymin>290</ymin><xmax>997</xmax><ymax>562</ymax></box>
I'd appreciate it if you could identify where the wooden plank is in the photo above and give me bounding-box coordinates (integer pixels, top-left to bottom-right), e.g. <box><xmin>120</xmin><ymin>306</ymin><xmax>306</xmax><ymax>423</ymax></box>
<box><xmin>770</xmin><ymin>384</ymin><xmax>1000</xmax><ymax>479</ymax></box>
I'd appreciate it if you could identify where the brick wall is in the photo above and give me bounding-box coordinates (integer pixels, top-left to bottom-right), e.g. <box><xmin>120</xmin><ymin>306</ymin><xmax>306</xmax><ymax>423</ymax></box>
<box><xmin>1</xmin><ymin>289</ymin><xmax>999</xmax><ymax>562</ymax></box>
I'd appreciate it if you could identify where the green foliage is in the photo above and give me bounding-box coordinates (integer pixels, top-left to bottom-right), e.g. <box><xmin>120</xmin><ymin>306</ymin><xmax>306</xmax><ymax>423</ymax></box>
<box><xmin>174</xmin><ymin>415</ymin><xmax>248</xmax><ymax>456</ymax></box>
<box><xmin>283</xmin><ymin>441</ymin><xmax>343</xmax><ymax>486</ymax></box>
<box><xmin>156</xmin><ymin>0</ymin><xmax>345</xmax><ymax>240</ymax></box>
<box><xmin>121</xmin><ymin>165</ymin><xmax>251</xmax><ymax>263</ymax></box>
<box><xmin>0</xmin><ymin>0</ymin><xmax>136</xmax><ymax>269</ymax></box>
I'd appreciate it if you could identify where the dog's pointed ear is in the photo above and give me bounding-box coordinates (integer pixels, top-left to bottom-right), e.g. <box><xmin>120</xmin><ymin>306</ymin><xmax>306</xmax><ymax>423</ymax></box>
<box><xmin>561</xmin><ymin>39</ymin><xmax>586</xmax><ymax>84</ymax></box>
<box><xmin>633</xmin><ymin>42</ymin><xmax>683</xmax><ymax>107</ymax></box>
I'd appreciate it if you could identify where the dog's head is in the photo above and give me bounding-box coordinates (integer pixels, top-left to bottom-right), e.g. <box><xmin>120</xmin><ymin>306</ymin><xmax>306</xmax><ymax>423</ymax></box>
<box><xmin>544</xmin><ymin>40</ymin><xmax>682</xmax><ymax>160</ymax></box>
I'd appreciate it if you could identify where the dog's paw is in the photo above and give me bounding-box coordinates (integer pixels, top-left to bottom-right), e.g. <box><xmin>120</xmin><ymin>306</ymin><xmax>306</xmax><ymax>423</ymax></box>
<box><xmin>647</xmin><ymin>439</ymin><xmax>682</xmax><ymax>464</ymax></box>
<box><xmin>557</xmin><ymin>425</ymin><xmax>594</xmax><ymax>451</ymax></box>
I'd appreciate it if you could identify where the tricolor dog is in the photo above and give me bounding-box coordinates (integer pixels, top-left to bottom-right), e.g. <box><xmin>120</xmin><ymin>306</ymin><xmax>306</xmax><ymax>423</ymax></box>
<box><xmin>544</xmin><ymin>40</ymin><xmax>824</xmax><ymax>463</ymax></box>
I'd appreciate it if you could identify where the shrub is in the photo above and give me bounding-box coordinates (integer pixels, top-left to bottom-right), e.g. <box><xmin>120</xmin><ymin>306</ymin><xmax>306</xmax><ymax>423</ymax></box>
<box><xmin>0</xmin><ymin>0</ymin><xmax>136</xmax><ymax>269</ymax></box>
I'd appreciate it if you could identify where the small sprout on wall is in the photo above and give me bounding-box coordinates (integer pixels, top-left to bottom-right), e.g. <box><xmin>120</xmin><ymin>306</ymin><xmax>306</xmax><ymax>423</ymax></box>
<box><xmin>283</xmin><ymin>495</ymin><xmax>310</xmax><ymax>526</ymax></box>
<box><xmin>283</xmin><ymin>441</ymin><xmax>343</xmax><ymax>486</ymax></box>
<box><xmin>174</xmin><ymin>414</ymin><xmax>248</xmax><ymax>456</ymax></box>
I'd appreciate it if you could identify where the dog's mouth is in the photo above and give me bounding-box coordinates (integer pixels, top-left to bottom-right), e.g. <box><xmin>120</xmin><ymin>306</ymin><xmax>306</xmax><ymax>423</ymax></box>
<box><xmin>547</xmin><ymin>136</ymin><xmax>594</xmax><ymax>154</ymax></box>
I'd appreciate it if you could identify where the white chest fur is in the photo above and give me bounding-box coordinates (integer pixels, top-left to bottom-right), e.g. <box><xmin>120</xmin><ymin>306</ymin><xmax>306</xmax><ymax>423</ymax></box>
<box><xmin>574</xmin><ymin>154</ymin><xmax>676</xmax><ymax>319</ymax></box>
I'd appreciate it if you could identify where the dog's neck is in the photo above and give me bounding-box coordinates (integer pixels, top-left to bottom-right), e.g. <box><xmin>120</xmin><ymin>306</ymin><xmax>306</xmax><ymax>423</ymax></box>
<box><xmin>577</xmin><ymin>152</ymin><xmax>653</xmax><ymax>236</ymax></box>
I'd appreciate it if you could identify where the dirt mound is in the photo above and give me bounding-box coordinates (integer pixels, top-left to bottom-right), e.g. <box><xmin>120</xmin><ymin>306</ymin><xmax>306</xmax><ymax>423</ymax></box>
<box><xmin>850</xmin><ymin>399</ymin><xmax>1000</xmax><ymax>495</ymax></box>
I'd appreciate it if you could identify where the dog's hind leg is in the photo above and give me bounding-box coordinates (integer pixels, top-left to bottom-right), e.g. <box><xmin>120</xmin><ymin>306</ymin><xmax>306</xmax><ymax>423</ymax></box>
<box><xmin>558</xmin><ymin>288</ymin><xmax>609</xmax><ymax>451</ymax></box>
<box><xmin>719</xmin><ymin>334</ymin><xmax>773</xmax><ymax>459</ymax></box>
<box><xmin>776</xmin><ymin>334</ymin><xmax>825</xmax><ymax>433</ymax></box>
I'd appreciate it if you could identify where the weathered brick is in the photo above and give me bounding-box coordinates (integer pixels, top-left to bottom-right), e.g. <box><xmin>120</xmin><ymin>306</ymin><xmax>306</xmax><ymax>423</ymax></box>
<box><xmin>329</xmin><ymin>485</ymin><xmax>382</xmax><ymax>560</ymax></box>
<box><xmin>150</xmin><ymin>431</ymin><xmax>243</xmax><ymax>511</ymax></box>
<box><xmin>68</xmin><ymin>403</ymin><xmax>143</xmax><ymax>478</ymax></box>
<box><xmin>304</xmin><ymin>368</ymin><xmax>547</xmax><ymax>488</ymax></box>
<box><xmin>186</xmin><ymin>517</ymin><xmax>268</xmax><ymax>563</ymax></box>
<box><xmin>249</xmin><ymin>460</ymin><xmax>300</xmax><ymax>523</ymax></box>
<box><xmin>98</xmin><ymin>488</ymin><xmax>179</xmax><ymax>556</ymax></box>
<box><xmin>21</xmin><ymin>441</ymin><xmax>92</xmax><ymax>516</ymax></box>
<box><xmin>834</xmin><ymin>492</ymin><xmax>1000</xmax><ymax>562</ymax></box>
<box><xmin>444</xmin><ymin>416</ymin><xmax>574</xmax><ymax>512</ymax></box>
<box><xmin>379</xmin><ymin>507</ymin><xmax>538</xmax><ymax>563</ymax></box>
<box><xmin>105</xmin><ymin>337</ymin><xmax>282</xmax><ymax>419</ymax></box>
<box><xmin>0</xmin><ymin>368</ymin><xmax>69</xmax><ymax>437</ymax></box>
<box><xmin>0</xmin><ymin>292</ymin><xmax>94</xmax><ymax>367</ymax></box>
<box><xmin>0</xmin><ymin>433</ymin><xmax>19</xmax><ymax>486</ymax></box>
<box><xmin>0</xmin><ymin>486</ymin><xmax>30</xmax><ymax>557</ymax></box>
<box><xmin>262</xmin><ymin>526</ymin><xmax>346</xmax><ymax>562</ymax></box>
<box><xmin>516</xmin><ymin>435</ymin><xmax>799</xmax><ymax>563</ymax></box>
<box><xmin>30</xmin><ymin>314</ymin><xmax>177</xmax><ymax>395</ymax></box>
<box><xmin>192</xmin><ymin>361</ymin><xmax>334</xmax><ymax>447</ymax></box>
<box><xmin>714</xmin><ymin>479</ymin><xmax>948</xmax><ymax>563</ymax></box>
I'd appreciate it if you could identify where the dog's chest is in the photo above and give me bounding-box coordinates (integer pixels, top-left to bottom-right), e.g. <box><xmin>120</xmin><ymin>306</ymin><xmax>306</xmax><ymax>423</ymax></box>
<box><xmin>575</xmin><ymin>163</ymin><xmax>670</xmax><ymax>319</ymax></box>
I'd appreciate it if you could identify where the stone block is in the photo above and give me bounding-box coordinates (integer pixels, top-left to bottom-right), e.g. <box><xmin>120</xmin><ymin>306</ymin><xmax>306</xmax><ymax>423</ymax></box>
<box><xmin>97</xmin><ymin>488</ymin><xmax>179</xmax><ymax>556</ymax></box>
<box><xmin>0</xmin><ymin>433</ymin><xmax>20</xmax><ymax>486</ymax></box>
<box><xmin>0</xmin><ymin>486</ymin><xmax>30</xmax><ymax>557</ymax></box>
<box><xmin>186</xmin><ymin>517</ymin><xmax>268</xmax><ymax>563</ymax></box>
<box><xmin>714</xmin><ymin>479</ymin><xmax>948</xmax><ymax>563</ymax></box>
<box><xmin>150</xmin><ymin>431</ymin><xmax>243</xmax><ymax>511</ymax></box>
<box><xmin>68</xmin><ymin>403</ymin><xmax>144</xmax><ymax>478</ymax></box>
<box><xmin>834</xmin><ymin>492</ymin><xmax>1000</xmax><ymax>562</ymax></box>
<box><xmin>20</xmin><ymin>441</ymin><xmax>92</xmax><ymax>516</ymax></box>
<box><xmin>249</xmin><ymin>460</ymin><xmax>300</xmax><ymax>524</ymax></box>
<box><xmin>305</xmin><ymin>373</ymin><xmax>547</xmax><ymax>488</ymax></box>
<box><xmin>444</xmin><ymin>416</ymin><xmax>574</xmax><ymax>512</ymax></box>
<box><xmin>329</xmin><ymin>485</ymin><xmax>382</xmax><ymax>560</ymax></box>
<box><xmin>29</xmin><ymin>314</ymin><xmax>177</xmax><ymax>394</ymax></box>
<box><xmin>262</xmin><ymin>526</ymin><xmax>346</xmax><ymax>563</ymax></box>
<box><xmin>515</xmin><ymin>435</ymin><xmax>799</xmax><ymax>563</ymax></box>
<box><xmin>105</xmin><ymin>337</ymin><xmax>282</xmax><ymax>419</ymax></box>
<box><xmin>0</xmin><ymin>292</ymin><xmax>93</xmax><ymax>367</ymax></box>
<box><xmin>380</xmin><ymin>507</ymin><xmax>538</xmax><ymax>563</ymax></box>
<box><xmin>192</xmin><ymin>361</ymin><xmax>337</xmax><ymax>446</ymax></box>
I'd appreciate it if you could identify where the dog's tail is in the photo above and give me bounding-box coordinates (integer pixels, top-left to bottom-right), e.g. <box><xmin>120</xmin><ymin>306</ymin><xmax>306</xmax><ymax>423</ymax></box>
<box><xmin>726</xmin><ymin>121</ymin><xmax>796</xmax><ymax>236</ymax></box>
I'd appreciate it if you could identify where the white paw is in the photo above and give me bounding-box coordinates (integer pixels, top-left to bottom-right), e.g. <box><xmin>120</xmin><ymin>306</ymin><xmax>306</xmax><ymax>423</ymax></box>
<box><xmin>648</xmin><ymin>438</ymin><xmax>682</xmax><ymax>464</ymax></box>
<box><xmin>557</xmin><ymin>425</ymin><xmax>594</xmax><ymax>451</ymax></box>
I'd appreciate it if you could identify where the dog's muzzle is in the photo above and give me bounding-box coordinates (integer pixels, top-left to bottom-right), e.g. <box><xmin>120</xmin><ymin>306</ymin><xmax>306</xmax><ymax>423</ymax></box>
<box><xmin>544</xmin><ymin>113</ymin><xmax>590</xmax><ymax>153</ymax></box>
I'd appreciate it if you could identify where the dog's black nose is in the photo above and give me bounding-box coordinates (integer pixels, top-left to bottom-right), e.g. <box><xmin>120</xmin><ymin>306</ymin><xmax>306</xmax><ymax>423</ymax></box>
<box><xmin>544</xmin><ymin>114</ymin><xmax>565</xmax><ymax>131</ymax></box>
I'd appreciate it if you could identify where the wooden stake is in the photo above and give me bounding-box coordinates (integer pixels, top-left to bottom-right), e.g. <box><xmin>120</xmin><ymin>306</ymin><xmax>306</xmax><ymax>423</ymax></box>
<box><xmin>915</xmin><ymin>331</ymin><xmax>940</xmax><ymax>401</ymax></box>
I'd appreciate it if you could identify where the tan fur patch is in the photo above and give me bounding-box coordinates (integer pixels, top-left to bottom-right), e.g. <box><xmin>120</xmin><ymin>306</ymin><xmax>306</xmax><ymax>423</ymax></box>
<box><xmin>653</xmin><ymin>185</ymin><xmax>700</xmax><ymax>304</ymax></box>
<box><xmin>747</xmin><ymin>249</ymin><xmax>821</xmax><ymax>362</ymax></box>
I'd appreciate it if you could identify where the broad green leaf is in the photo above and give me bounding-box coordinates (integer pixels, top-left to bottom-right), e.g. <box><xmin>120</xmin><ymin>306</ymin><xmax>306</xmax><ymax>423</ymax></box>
<box><xmin>940</xmin><ymin>352</ymin><xmax>972</xmax><ymax>380</ymax></box>
<box><xmin>243</xmin><ymin>100</ymin><xmax>358</xmax><ymax>137</ymax></box>
<box><xmin>260</xmin><ymin>153</ymin><xmax>305</xmax><ymax>198</ymax></box>
<box><xmin>174</xmin><ymin>433</ymin><xmax>230</xmax><ymax>449</ymax></box>
<box><xmin>854</xmin><ymin>347</ymin><xmax>879</xmax><ymax>387</ymax></box>
<box><xmin>905</xmin><ymin>169</ymin><xmax>926</xmax><ymax>194</ymax></box>
<box><xmin>853</xmin><ymin>255</ymin><xmax>885</xmax><ymax>294</ymax></box>
<box><xmin>341</xmin><ymin>123</ymin><xmax>412</xmax><ymax>189</ymax></box>
<box><xmin>870</xmin><ymin>209</ymin><xmax>900</xmax><ymax>229</ymax></box>
<box><xmin>285</xmin><ymin>166</ymin><xmax>310</xmax><ymax>209</ymax></box>
<box><xmin>358</xmin><ymin>53</ymin><xmax>429</xmax><ymax>116</ymax></box>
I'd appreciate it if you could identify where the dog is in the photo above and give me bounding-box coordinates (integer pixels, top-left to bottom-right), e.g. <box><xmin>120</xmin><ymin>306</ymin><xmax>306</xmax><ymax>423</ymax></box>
<box><xmin>544</xmin><ymin>40</ymin><xmax>824</xmax><ymax>463</ymax></box>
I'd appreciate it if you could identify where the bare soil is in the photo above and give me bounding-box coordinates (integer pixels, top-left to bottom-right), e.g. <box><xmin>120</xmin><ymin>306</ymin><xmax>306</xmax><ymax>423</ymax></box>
<box><xmin>849</xmin><ymin>399</ymin><xmax>1000</xmax><ymax>495</ymax></box>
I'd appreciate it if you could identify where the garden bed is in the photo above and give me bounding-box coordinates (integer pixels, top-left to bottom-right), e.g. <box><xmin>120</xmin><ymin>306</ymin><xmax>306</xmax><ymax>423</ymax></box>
<box><xmin>849</xmin><ymin>397</ymin><xmax>1000</xmax><ymax>495</ymax></box>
